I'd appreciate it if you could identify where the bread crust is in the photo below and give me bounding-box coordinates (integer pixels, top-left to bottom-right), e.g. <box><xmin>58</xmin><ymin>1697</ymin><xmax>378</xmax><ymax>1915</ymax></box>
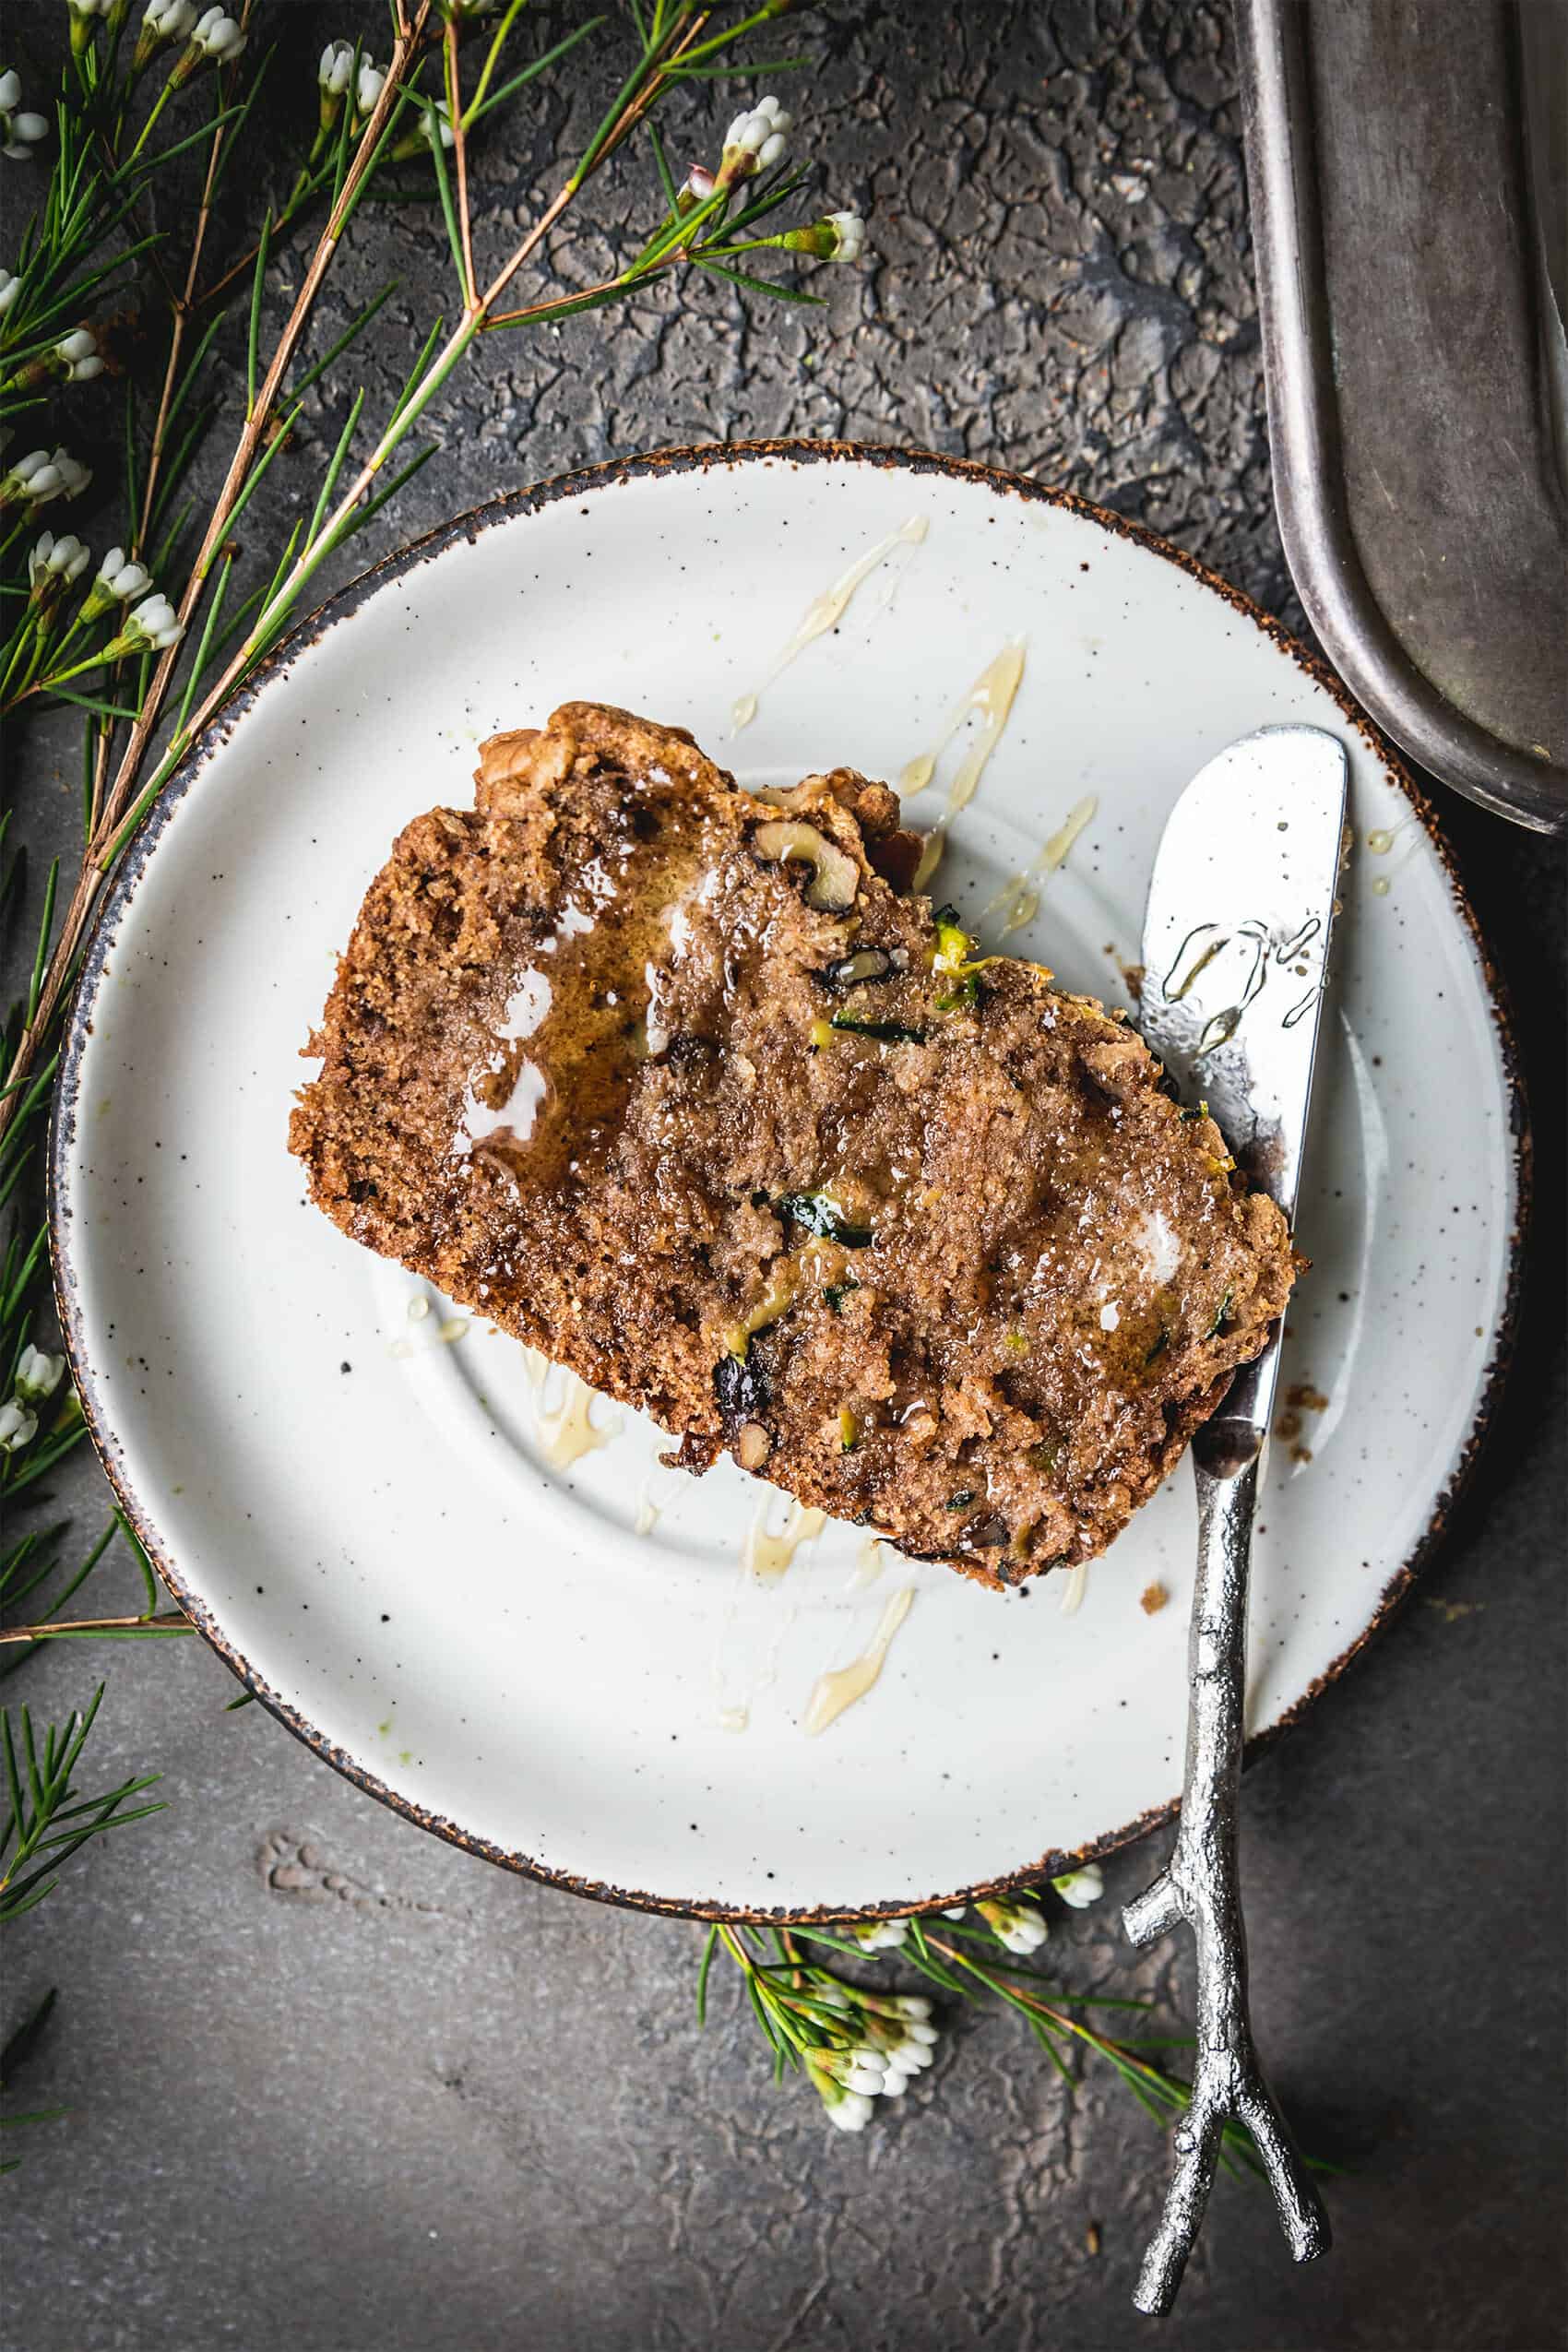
<box><xmin>291</xmin><ymin>702</ymin><xmax>1295</xmax><ymax>1587</ymax></box>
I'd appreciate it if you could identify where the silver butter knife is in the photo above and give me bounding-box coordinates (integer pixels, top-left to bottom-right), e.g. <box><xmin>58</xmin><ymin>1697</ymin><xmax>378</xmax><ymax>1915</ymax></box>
<box><xmin>1123</xmin><ymin>723</ymin><xmax>1347</xmax><ymax>2314</ymax></box>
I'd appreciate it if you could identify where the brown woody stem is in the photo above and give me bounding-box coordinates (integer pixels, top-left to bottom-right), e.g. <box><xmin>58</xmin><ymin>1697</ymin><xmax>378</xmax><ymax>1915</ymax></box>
<box><xmin>0</xmin><ymin>5</ymin><xmax>435</xmax><ymax>1154</ymax></box>
<box><xmin>0</xmin><ymin>1611</ymin><xmax>193</xmax><ymax>1644</ymax></box>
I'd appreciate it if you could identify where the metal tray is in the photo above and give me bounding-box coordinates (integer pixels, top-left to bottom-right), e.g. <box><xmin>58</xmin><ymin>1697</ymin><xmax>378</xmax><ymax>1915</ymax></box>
<box><xmin>1236</xmin><ymin>0</ymin><xmax>1568</xmax><ymax>833</ymax></box>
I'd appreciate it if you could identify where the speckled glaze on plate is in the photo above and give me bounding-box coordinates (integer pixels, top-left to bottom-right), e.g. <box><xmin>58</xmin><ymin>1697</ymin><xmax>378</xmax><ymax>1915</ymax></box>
<box><xmin>49</xmin><ymin>444</ymin><xmax>1524</xmax><ymax>1919</ymax></box>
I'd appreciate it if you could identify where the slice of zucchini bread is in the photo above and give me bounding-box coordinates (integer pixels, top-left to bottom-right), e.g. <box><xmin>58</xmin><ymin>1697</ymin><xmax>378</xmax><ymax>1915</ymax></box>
<box><xmin>290</xmin><ymin>701</ymin><xmax>1294</xmax><ymax>1587</ymax></box>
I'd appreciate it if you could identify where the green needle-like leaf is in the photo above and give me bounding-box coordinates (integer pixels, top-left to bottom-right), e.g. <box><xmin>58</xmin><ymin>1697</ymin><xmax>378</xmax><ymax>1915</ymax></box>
<box><xmin>220</xmin><ymin>397</ymin><xmax>307</xmax><ymax>540</ymax></box>
<box><xmin>174</xmin><ymin>552</ymin><xmax>233</xmax><ymax>736</ymax></box>
<box><xmin>289</xmin><ymin>280</ymin><xmax>398</xmax><ymax>403</ymax></box>
<box><xmin>306</xmin><ymin>392</ymin><xmax>368</xmax><ymax>556</ymax></box>
<box><xmin>694</xmin><ymin>259</ymin><xmax>826</xmax><ymax>306</ymax></box>
<box><xmin>116</xmin><ymin>1512</ymin><xmax>160</xmax><ymax>1620</ymax></box>
<box><xmin>695</xmin><ymin>1924</ymin><xmax>719</xmax><ymax>2025</ymax></box>
<box><xmin>245</xmin><ymin>215</ymin><xmax>271</xmax><ymax>418</ymax></box>
<box><xmin>24</xmin><ymin>861</ymin><xmax>58</xmax><ymax>1028</ymax></box>
<box><xmin>647</xmin><ymin>121</ymin><xmax>680</xmax><ymax>215</ymax></box>
<box><xmin>45</xmin><ymin>689</ymin><xmax>143</xmax><ymax>721</ymax></box>
<box><xmin>422</xmin><ymin>100</ymin><xmax>468</xmax><ymax>293</ymax></box>
<box><xmin>665</xmin><ymin>55</ymin><xmax>809</xmax><ymax>78</ymax></box>
<box><xmin>469</xmin><ymin>20</ymin><xmax>606</xmax><ymax>128</ymax></box>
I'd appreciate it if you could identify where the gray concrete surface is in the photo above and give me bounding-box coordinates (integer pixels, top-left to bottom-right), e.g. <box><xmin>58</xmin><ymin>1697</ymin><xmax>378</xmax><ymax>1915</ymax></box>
<box><xmin>3</xmin><ymin>6</ymin><xmax>1564</xmax><ymax>2348</ymax></box>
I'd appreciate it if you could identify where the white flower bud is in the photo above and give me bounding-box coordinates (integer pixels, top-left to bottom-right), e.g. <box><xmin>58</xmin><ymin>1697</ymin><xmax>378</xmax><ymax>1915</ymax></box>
<box><xmin>29</xmin><ymin>529</ymin><xmax>90</xmax><ymax>593</ymax></box>
<box><xmin>53</xmin><ymin>324</ymin><xmax>105</xmax><ymax>382</ymax></box>
<box><xmin>125</xmin><ymin>590</ymin><xmax>184</xmax><ymax>649</ymax></box>
<box><xmin>55</xmin><ymin>447</ymin><xmax>91</xmax><ymax>498</ymax></box>
<box><xmin>1051</xmin><ymin>1862</ymin><xmax>1105</xmax><ymax>1910</ymax></box>
<box><xmin>883</xmin><ymin>2030</ymin><xmax>936</xmax><ymax>2077</ymax></box>
<box><xmin>807</xmin><ymin>2049</ymin><xmax>879</xmax><ymax>2130</ymax></box>
<box><xmin>390</xmin><ymin>88</ymin><xmax>457</xmax><ymax>163</ymax></box>
<box><xmin>96</xmin><ymin>546</ymin><xmax>153</xmax><ymax>601</ymax></box>
<box><xmin>895</xmin><ymin>1995</ymin><xmax>933</xmax><ymax>2020</ymax></box>
<box><xmin>4</xmin><ymin>449</ymin><xmax>59</xmax><ymax>505</ymax></box>
<box><xmin>724</xmin><ymin>93</ymin><xmax>790</xmax><ymax>166</ymax></box>
<box><xmin>191</xmin><ymin>6</ymin><xmax>244</xmax><ymax>60</ymax></box>
<box><xmin>849</xmin><ymin>1915</ymin><xmax>910</xmax><ymax>1953</ymax></box>
<box><xmin>861</xmin><ymin>2008</ymin><xmax>939</xmax><ymax>2081</ymax></box>
<box><xmin>134</xmin><ymin>0</ymin><xmax>196</xmax><ymax>68</ymax></box>
<box><xmin>977</xmin><ymin>1895</ymin><xmax>1050</xmax><ymax>1955</ymax></box>
<box><xmin>0</xmin><ymin>266</ymin><xmax>16</xmax><ymax>314</ymax></box>
<box><xmin>319</xmin><ymin>39</ymin><xmax>354</xmax><ymax>96</ymax></box>
<box><xmin>681</xmin><ymin>163</ymin><xmax>715</xmax><ymax>202</ymax></box>
<box><xmin>1</xmin><ymin>67</ymin><xmax>49</xmax><ymax>159</ymax></box>
<box><xmin>354</xmin><ymin>58</ymin><xmax>386</xmax><ymax>119</ymax></box>
<box><xmin>0</xmin><ymin>1399</ymin><xmax>39</xmax><ymax>1453</ymax></box>
<box><xmin>15</xmin><ymin>1345</ymin><xmax>66</xmax><ymax>1403</ymax></box>
<box><xmin>0</xmin><ymin>445</ymin><xmax>90</xmax><ymax>514</ymax></box>
<box><xmin>825</xmin><ymin>209</ymin><xmax>866</xmax><ymax>263</ymax></box>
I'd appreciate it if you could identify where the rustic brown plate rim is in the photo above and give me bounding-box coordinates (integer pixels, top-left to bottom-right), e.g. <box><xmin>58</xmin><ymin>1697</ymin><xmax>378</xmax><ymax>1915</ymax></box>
<box><xmin>47</xmin><ymin>437</ymin><xmax>1531</xmax><ymax>1924</ymax></box>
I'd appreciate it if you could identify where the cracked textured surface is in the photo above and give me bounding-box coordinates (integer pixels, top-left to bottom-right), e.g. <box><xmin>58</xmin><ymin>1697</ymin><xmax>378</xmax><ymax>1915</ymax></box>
<box><xmin>2</xmin><ymin>5</ymin><xmax>1563</xmax><ymax>2348</ymax></box>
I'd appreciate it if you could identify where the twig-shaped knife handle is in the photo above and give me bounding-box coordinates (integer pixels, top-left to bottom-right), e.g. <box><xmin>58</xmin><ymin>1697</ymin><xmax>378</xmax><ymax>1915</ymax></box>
<box><xmin>1123</xmin><ymin>1429</ymin><xmax>1329</xmax><ymax>2315</ymax></box>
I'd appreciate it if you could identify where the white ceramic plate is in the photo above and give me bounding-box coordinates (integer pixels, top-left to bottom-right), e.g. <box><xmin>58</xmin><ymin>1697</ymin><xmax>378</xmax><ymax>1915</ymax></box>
<box><xmin>52</xmin><ymin>445</ymin><xmax>1523</xmax><ymax>1918</ymax></box>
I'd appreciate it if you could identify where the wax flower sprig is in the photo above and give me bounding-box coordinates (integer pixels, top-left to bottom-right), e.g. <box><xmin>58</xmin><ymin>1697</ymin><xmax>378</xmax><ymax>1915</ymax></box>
<box><xmin>703</xmin><ymin>1880</ymin><xmax>1112</xmax><ymax>2134</ymax></box>
<box><xmin>0</xmin><ymin>0</ymin><xmax>869</xmax><ymax>2158</ymax></box>
<box><xmin>481</xmin><ymin>84</ymin><xmax>868</xmax><ymax>332</ymax></box>
<box><xmin>696</xmin><ymin>1866</ymin><xmax>1333</xmax><ymax>2177</ymax></box>
<box><xmin>698</xmin><ymin>1926</ymin><xmax>941</xmax><ymax>2132</ymax></box>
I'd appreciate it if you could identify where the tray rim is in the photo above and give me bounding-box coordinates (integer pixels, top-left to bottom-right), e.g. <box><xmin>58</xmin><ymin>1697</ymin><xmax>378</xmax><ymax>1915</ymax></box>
<box><xmin>1235</xmin><ymin>0</ymin><xmax>1568</xmax><ymax>837</ymax></box>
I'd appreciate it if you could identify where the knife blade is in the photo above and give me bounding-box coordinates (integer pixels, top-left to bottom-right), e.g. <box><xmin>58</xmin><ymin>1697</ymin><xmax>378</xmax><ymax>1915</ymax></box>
<box><xmin>1139</xmin><ymin>719</ymin><xmax>1348</xmax><ymax>1454</ymax></box>
<box><xmin>1122</xmin><ymin>723</ymin><xmax>1348</xmax><ymax>2314</ymax></box>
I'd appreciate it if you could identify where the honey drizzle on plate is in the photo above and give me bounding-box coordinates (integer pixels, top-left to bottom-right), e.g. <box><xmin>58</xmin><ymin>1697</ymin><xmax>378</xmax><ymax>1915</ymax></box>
<box><xmin>634</xmin><ymin>1475</ymin><xmax>664</xmax><ymax>1537</ymax></box>
<box><xmin>535</xmin><ymin>1368</ymin><xmax>620</xmax><ymax>1468</ymax></box>
<box><xmin>742</xmin><ymin>1496</ymin><xmax>826</xmax><ymax>1583</ymax></box>
<box><xmin>902</xmin><ymin>642</ymin><xmax>1028</xmax><ymax>890</ymax></box>
<box><xmin>850</xmin><ymin>1534</ymin><xmax>885</xmax><ymax>1590</ymax></box>
<box><xmin>803</xmin><ymin>1586</ymin><xmax>916</xmax><ymax>1735</ymax></box>
<box><xmin>731</xmin><ymin>516</ymin><xmax>929</xmax><ymax>731</ymax></box>
<box><xmin>982</xmin><ymin>793</ymin><xmax>1099</xmax><ymax>936</ymax></box>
